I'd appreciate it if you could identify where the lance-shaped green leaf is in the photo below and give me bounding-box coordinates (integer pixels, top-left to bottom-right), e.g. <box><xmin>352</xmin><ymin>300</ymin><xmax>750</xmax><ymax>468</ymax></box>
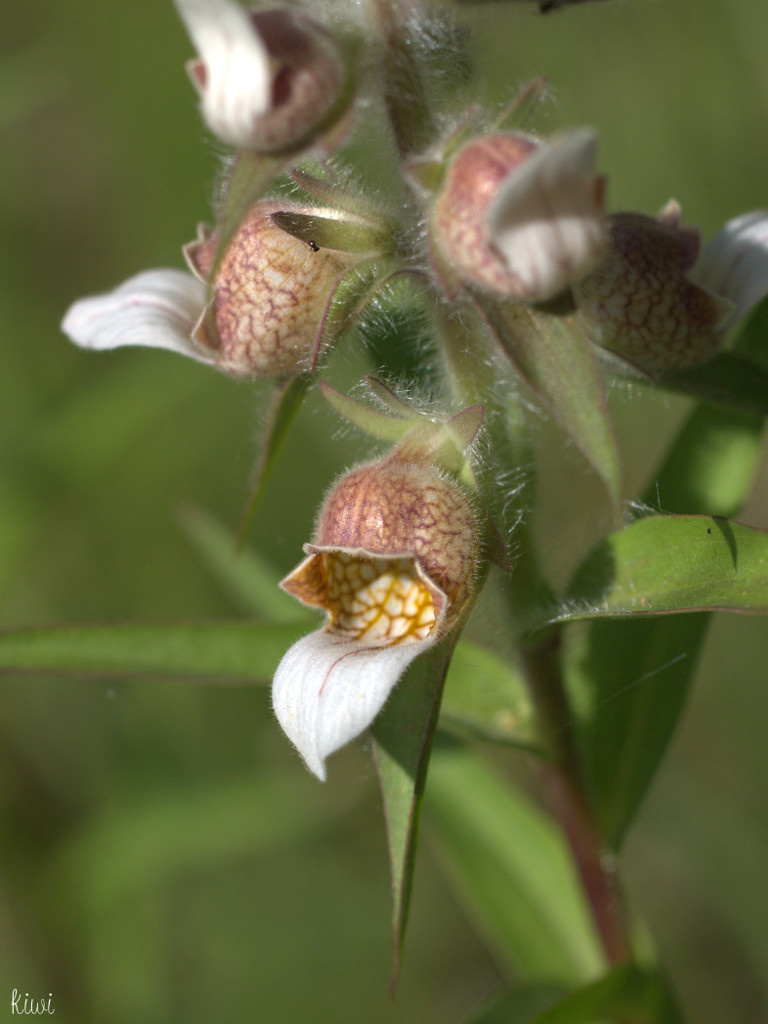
<box><xmin>0</xmin><ymin>620</ymin><xmax>305</xmax><ymax>683</ymax></box>
<box><xmin>555</xmin><ymin>515</ymin><xmax>768</xmax><ymax>622</ymax></box>
<box><xmin>559</xmin><ymin>513</ymin><xmax>768</xmax><ymax>846</ymax></box>
<box><xmin>561</xmin><ymin>297</ymin><xmax>768</xmax><ymax>847</ymax></box>
<box><xmin>423</xmin><ymin>741</ymin><xmax>604</xmax><ymax>982</ymax></box>
<box><xmin>479</xmin><ymin>297</ymin><xmax>623</xmax><ymax>519</ymax></box>
<box><xmin>371</xmin><ymin>637</ymin><xmax>459</xmax><ymax>988</ymax></box>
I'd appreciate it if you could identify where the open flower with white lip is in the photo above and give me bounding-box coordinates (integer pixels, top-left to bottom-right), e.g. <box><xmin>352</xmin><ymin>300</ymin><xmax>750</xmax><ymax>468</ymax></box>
<box><xmin>175</xmin><ymin>0</ymin><xmax>345</xmax><ymax>152</ymax></box>
<box><xmin>431</xmin><ymin>129</ymin><xmax>606</xmax><ymax>303</ymax></box>
<box><xmin>272</xmin><ymin>447</ymin><xmax>479</xmax><ymax>780</ymax></box>
<box><xmin>574</xmin><ymin>202</ymin><xmax>768</xmax><ymax>378</ymax></box>
<box><xmin>62</xmin><ymin>199</ymin><xmax>356</xmax><ymax>378</ymax></box>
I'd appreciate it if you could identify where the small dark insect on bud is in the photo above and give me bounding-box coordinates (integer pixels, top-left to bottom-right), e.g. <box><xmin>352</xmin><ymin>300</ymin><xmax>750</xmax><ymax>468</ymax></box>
<box><xmin>539</xmin><ymin>0</ymin><xmax>607</xmax><ymax>10</ymax></box>
<box><xmin>460</xmin><ymin>0</ymin><xmax>607</xmax><ymax>11</ymax></box>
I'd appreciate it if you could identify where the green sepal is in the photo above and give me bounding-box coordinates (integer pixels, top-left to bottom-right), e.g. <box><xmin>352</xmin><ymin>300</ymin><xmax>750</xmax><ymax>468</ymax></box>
<box><xmin>320</xmin><ymin>380</ymin><xmax>483</xmax><ymax>474</ymax></box>
<box><xmin>489</xmin><ymin>77</ymin><xmax>550</xmax><ymax>134</ymax></box>
<box><xmin>270</xmin><ymin>210</ymin><xmax>388</xmax><ymax>255</ymax></box>
<box><xmin>318</xmin><ymin>381</ymin><xmax>414</xmax><ymax>442</ymax></box>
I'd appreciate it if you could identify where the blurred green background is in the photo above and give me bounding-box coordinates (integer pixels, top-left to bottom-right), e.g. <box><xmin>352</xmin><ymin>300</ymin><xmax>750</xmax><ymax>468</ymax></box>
<box><xmin>1</xmin><ymin>0</ymin><xmax>768</xmax><ymax>1021</ymax></box>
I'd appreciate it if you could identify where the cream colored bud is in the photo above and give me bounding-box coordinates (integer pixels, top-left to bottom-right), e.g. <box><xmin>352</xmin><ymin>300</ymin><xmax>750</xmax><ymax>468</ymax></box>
<box><xmin>574</xmin><ymin>211</ymin><xmax>734</xmax><ymax>377</ymax></box>
<box><xmin>431</xmin><ymin>130</ymin><xmax>606</xmax><ymax>303</ymax></box>
<box><xmin>184</xmin><ymin>201</ymin><xmax>352</xmax><ymax>376</ymax></box>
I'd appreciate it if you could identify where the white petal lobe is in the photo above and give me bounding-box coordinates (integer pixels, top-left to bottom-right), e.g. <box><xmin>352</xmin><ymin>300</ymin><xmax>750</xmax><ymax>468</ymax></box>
<box><xmin>488</xmin><ymin>129</ymin><xmax>605</xmax><ymax>302</ymax></box>
<box><xmin>692</xmin><ymin>211</ymin><xmax>768</xmax><ymax>330</ymax></box>
<box><xmin>175</xmin><ymin>0</ymin><xmax>270</xmax><ymax>147</ymax></box>
<box><xmin>272</xmin><ymin>629</ymin><xmax>434</xmax><ymax>780</ymax></box>
<box><xmin>61</xmin><ymin>269</ymin><xmax>213</xmax><ymax>363</ymax></box>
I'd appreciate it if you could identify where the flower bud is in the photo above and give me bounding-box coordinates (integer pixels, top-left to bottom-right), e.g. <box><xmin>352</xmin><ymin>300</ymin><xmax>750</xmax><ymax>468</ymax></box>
<box><xmin>431</xmin><ymin>129</ymin><xmax>606</xmax><ymax>303</ymax></box>
<box><xmin>184</xmin><ymin>200</ymin><xmax>354</xmax><ymax>376</ymax></box>
<box><xmin>177</xmin><ymin>1</ymin><xmax>347</xmax><ymax>152</ymax></box>
<box><xmin>272</xmin><ymin>450</ymin><xmax>479</xmax><ymax>779</ymax></box>
<box><xmin>574</xmin><ymin>209</ymin><xmax>734</xmax><ymax>378</ymax></box>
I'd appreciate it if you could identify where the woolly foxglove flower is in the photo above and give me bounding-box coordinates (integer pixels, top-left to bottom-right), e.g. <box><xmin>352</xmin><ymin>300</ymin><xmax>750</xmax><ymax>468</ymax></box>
<box><xmin>62</xmin><ymin>200</ymin><xmax>356</xmax><ymax>378</ymax></box>
<box><xmin>272</xmin><ymin>450</ymin><xmax>479</xmax><ymax>780</ymax></box>
<box><xmin>176</xmin><ymin>1</ymin><xmax>345</xmax><ymax>152</ymax></box>
<box><xmin>573</xmin><ymin>202</ymin><xmax>744</xmax><ymax>378</ymax></box>
<box><xmin>431</xmin><ymin>129</ymin><xmax>606</xmax><ymax>303</ymax></box>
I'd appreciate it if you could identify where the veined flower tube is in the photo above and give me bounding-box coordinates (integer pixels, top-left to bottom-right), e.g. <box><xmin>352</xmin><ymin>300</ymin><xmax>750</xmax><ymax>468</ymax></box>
<box><xmin>573</xmin><ymin>203</ymin><xmax>768</xmax><ymax>377</ymax></box>
<box><xmin>62</xmin><ymin>200</ymin><xmax>356</xmax><ymax>378</ymax></box>
<box><xmin>272</xmin><ymin>451</ymin><xmax>479</xmax><ymax>780</ymax></box>
<box><xmin>431</xmin><ymin>129</ymin><xmax>606</xmax><ymax>303</ymax></box>
<box><xmin>175</xmin><ymin>1</ymin><xmax>346</xmax><ymax>152</ymax></box>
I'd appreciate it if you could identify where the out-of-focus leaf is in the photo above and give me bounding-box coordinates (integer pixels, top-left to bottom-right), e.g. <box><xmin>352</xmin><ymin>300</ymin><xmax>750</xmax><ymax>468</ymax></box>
<box><xmin>649</xmin><ymin>407</ymin><xmax>764</xmax><ymax>518</ymax></box>
<box><xmin>659</xmin><ymin>352</ymin><xmax>768</xmax><ymax>417</ymax></box>
<box><xmin>237</xmin><ymin>374</ymin><xmax>311</xmax><ymax>543</ymax></box>
<box><xmin>440</xmin><ymin>639</ymin><xmax>542</xmax><ymax>751</ymax></box>
<box><xmin>43</xmin><ymin>772</ymin><xmax>355</xmax><ymax>921</ymax></box>
<box><xmin>370</xmin><ymin>638</ymin><xmax>458</xmax><ymax>988</ymax></box>
<box><xmin>526</xmin><ymin>962</ymin><xmax>683</xmax><ymax>1024</ymax></box>
<box><xmin>424</xmin><ymin>741</ymin><xmax>604</xmax><ymax>983</ymax></box>
<box><xmin>565</xmin><ymin>613</ymin><xmax>708</xmax><ymax>849</ymax></box>
<box><xmin>462</xmin><ymin>982</ymin><xmax>567</xmax><ymax>1024</ymax></box>
<box><xmin>555</xmin><ymin>515</ymin><xmax>768</xmax><ymax>622</ymax></box>
<box><xmin>179</xmin><ymin>504</ymin><xmax>306</xmax><ymax>620</ymax></box>
<box><xmin>563</xmin><ymin>297</ymin><xmax>767</xmax><ymax>847</ymax></box>
<box><xmin>479</xmin><ymin>299</ymin><xmax>622</xmax><ymax>520</ymax></box>
<box><xmin>0</xmin><ymin>620</ymin><xmax>306</xmax><ymax>683</ymax></box>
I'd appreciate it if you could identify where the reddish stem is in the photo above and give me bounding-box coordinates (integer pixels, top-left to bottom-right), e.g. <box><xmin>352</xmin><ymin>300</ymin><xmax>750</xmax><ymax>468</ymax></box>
<box><xmin>521</xmin><ymin>630</ymin><xmax>632</xmax><ymax>967</ymax></box>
